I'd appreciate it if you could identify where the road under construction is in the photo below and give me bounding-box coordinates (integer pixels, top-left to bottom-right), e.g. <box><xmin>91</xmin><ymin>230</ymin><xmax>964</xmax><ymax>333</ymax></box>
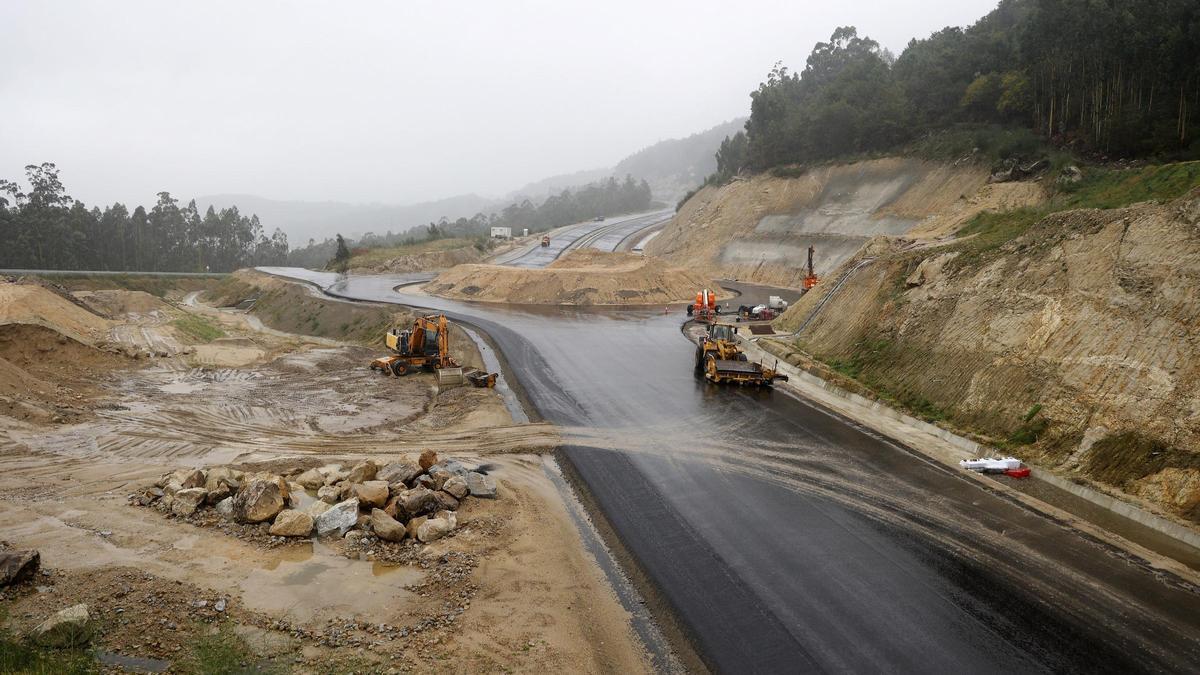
<box><xmin>258</xmin><ymin>214</ymin><xmax>1200</xmax><ymax>673</ymax></box>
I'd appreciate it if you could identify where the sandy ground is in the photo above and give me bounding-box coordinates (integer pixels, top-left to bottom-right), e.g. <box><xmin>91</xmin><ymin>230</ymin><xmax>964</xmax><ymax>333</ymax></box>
<box><xmin>425</xmin><ymin>249</ymin><xmax>719</xmax><ymax>305</ymax></box>
<box><xmin>0</xmin><ymin>284</ymin><xmax>650</xmax><ymax>673</ymax></box>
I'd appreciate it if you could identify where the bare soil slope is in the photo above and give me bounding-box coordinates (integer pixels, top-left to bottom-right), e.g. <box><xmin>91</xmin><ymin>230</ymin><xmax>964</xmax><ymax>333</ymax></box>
<box><xmin>774</xmin><ymin>188</ymin><xmax>1200</xmax><ymax>523</ymax></box>
<box><xmin>426</xmin><ymin>249</ymin><xmax>718</xmax><ymax>305</ymax></box>
<box><xmin>648</xmin><ymin>157</ymin><xmax>1044</xmax><ymax>287</ymax></box>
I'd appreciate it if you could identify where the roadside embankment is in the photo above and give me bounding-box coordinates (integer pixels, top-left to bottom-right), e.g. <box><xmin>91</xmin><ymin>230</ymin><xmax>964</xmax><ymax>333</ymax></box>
<box><xmin>648</xmin><ymin>157</ymin><xmax>1045</xmax><ymax>287</ymax></box>
<box><xmin>424</xmin><ymin>249</ymin><xmax>719</xmax><ymax>305</ymax></box>
<box><xmin>348</xmin><ymin>238</ymin><xmax>488</xmax><ymax>274</ymax></box>
<box><xmin>770</xmin><ymin>185</ymin><xmax>1200</xmax><ymax>526</ymax></box>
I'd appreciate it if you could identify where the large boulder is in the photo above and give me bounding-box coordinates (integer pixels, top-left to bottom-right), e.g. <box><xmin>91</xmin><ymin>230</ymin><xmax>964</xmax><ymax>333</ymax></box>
<box><xmin>307</xmin><ymin>501</ymin><xmax>332</xmax><ymax>517</ymax></box>
<box><xmin>346</xmin><ymin>460</ymin><xmax>378</xmax><ymax>483</ymax></box>
<box><xmin>0</xmin><ymin>550</ymin><xmax>39</xmax><ymax>587</ymax></box>
<box><xmin>405</xmin><ymin>516</ymin><xmax>428</xmax><ymax>540</ymax></box>
<box><xmin>416</xmin><ymin>515</ymin><xmax>454</xmax><ymax>543</ymax></box>
<box><xmin>171</xmin><ymin>488</ymin><xmax>208</xmax><ymax>516</ymax></box>
<box><xmin>427</xmin><ymin>465</ymin><xmax>452</xmax><ymax>490</ymax></box>
<box><xmin>418</xmin><ymin>450</ymin><xmax>438</xmax><ymax>471</ymax></box>
<box><xmin>370</xmin><ymin>509</ymin><xmax>406</xmax><ymax>542</ymax></box>
<box><xmin>317</xmin><ymin>464</ymin><xmax>347</xmax><ymax>486</ymax></box>
<box><xmin>465</xmin><ymin>471</ymin><xmax>497</xmax><ymax>499</ymax></box>
<box><xmin>32</xmin><ymin>604</ymin><xmax>91</xmax><ymax>648</ymax></box>
<box><xmin>316</xmin><ymin>485</ymin><xmax>341</xmax><ymax>504</ymax></box>
<box><xmin>441</xmin><ymin>475</ymin><xmax>469</xmax><ymax>500</ymax></box>
<box><xmin>393</xmin><ymin>487</ymin><xmax>437</xmax><ymax>520</ymax></box>
<box><xmin>204</xmin><ymin>467</ymin><xmax>241</xmax><ymax>504</ymax></box>
<box><xmin>174</xmin><ymin>468</ymin><xmax>206</xmax><ymax>490</ymax></box>
<box><xmin>377</xmin><ymin>460</ymin><xmax>421</xmax><ymax>485</ymax></box>
<box><xmin>232</xmin><ymin>474</ymin><xmax>289</xmax><ymax>523</ymax></box>
<box><xmin>215</xmin><ymin>496</ymin><xmax>235</xmax><ymax>520</ymax></box>
<box><xmin>353</xmin><ymin>481</ymin><xmax>390</xmax><ymax>509</ymax></box>
<box><xmin>269</xmin><ymin>510</ymin><xmax>314</xmax><ymax>537</ymax></box>
<box><xmin>314</xmin><ymin>498</ymin><xmax>359</xmax><ymax>537</ymax></box>
<box><xmin>286</xmin><ymin>482</ymin><xmax>306</xmax><ymax>508</ymax></box>
<box><xmin>295</xmin><ymin>468</ymin><xmax>326</xmax><ymax>490</ymax></box>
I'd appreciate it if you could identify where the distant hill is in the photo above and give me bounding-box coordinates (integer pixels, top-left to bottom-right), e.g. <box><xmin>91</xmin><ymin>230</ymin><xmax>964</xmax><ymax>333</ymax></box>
<box><xmin>194</xmin><ymin>193</ymin><xmax>500</xmax><ymax>247</ymax></box>
<box><xmin>198</xmin><ymin>118</ymin><xmax>745</xmax><ymax>248</ymax></box>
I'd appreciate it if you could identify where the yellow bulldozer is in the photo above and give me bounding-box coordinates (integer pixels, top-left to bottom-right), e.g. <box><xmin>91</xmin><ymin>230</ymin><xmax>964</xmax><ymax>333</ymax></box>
<box><xmin>370</xmin><ymin>314</ymin><xmax>497</xmax><ymax>388</ymax></box>
<box><xmin>694</xmin><ymin>323</ymin><xmax>787</xmax><ymax>386</ymax></box>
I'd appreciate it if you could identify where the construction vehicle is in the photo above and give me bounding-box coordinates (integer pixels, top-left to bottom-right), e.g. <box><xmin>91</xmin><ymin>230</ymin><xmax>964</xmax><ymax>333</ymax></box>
<box><xmin>803</xmin><ymin>245</ymin><xmax>819</xmax><ymax>291</ymax></box>
<box><xmin>694</xmin><ymin>323</ymin><xmax>787</xmax><ymax>386</ymax></box>
<box><xmin>686</xmin><ymin>288</ymin><xmax>719</xmax><ymax>323</ymax></box>
<box><xmin>369</xmin><ymin>314</ymin><xmax>461</xmax><ymax>377</ymax></box>
<box><xmin>541</xmin><ymin>235</ymin><xmax>551</xmax><ymax>247</ymax></box>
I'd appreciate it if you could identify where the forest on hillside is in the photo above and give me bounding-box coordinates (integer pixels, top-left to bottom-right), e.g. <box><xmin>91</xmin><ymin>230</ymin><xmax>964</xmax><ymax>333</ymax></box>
<box><xmin>0</xmin><ymin>163</ymin><xmax>287</xmax><ymax>272</ymax></box>
<box><xmin>287</xmin><ymin>175</ymin><xmax>652</xmax><ymax>268</ymax></box>
<box><xmin>714</xmin><ymin>0</ymin><xmax>1200</xmax><ymax>180</ymax></box>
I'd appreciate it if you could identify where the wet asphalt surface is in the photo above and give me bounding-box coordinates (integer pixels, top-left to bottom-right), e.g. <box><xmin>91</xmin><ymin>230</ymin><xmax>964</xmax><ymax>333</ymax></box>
<box><xmin>258</xmin><ymin>231</ymin><xmax>1200</xmax><ymax>673</ymax></box>
<box><xmin>489</xmin><ymin>210</ymin><xmax>673</xmax><ymax>268</ymax></box>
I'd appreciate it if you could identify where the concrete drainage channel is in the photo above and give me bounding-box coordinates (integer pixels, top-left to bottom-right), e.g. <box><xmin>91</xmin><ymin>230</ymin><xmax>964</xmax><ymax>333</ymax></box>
<box><xmin>739</xmin><ymin>336</ymin><xmax>1200</xmax><ymax>574</ymax></box>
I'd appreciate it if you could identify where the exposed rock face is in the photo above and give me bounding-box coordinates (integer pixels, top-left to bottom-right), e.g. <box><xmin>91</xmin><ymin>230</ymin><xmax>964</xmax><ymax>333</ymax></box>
<box><xmin>466</xmin><ymin>472</ymin><xmax>497</xmax><ymax>498</ymax></box>
<box><xmin>346</xmin><ymin>460</ymin><xmax>378</xmax><ymax>483</ymax></box>
<box><xmin>232</xmin><ymin>475</ymin><xmax>289</xmax><ymax>523</ymax></box>
<box><xmin>269</xmin><ymin>510</ymin><xmax>314</xmax><ymax>537</ymax></box>
<box><xmin>315</xmin><ymin>498</ymin><xmax>359</xmax><ymax>537</ymax></box>
<box><xmin>0</xmin><ymin>550</ymin><xmax>39</xmax><ymax>587</ymax></box>
<box><xmin>33</xmin><ymin>604</ymin><xmax>91</xmax><ymax>647</ymax></box>
<box><xmin>418</xmin><ymin>450</ymin><xmax>438</xmax><ymax>471</ymax></box>
<box><xmin>377</xmin><ymin>461</ymin><xmax>421</xmax><ymax>485</ymax></box>
<box><xmin>296</xmin><ymin>468</ymin><xmax>325</xmax><ymax>490</ymax></box>
<box><xmin>353</xmin><ymin>481</ymin><xmax>390</xmax><ymax>509</ymax></box>
<box><xmin>370</xmin><ymin>509</ymin><xmax>406</xmax><ymax>542</ymax></box>
<box><xmin>441</xmin><ymin>475</ymin><xmax>469</xmax><ymax>500</ymax></box>
<box><xmin>172</xmin><ymin>488</ymin><xmax>208</xmax><ymax>516</ymax></box>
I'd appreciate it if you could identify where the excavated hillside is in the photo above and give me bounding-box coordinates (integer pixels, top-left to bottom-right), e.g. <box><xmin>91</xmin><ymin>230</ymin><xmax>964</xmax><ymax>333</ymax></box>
<box><xmin>647</xmin><ymin>157</ymin><xmax>1044</xmax><ymax>287</ymax></box>
<box><xmin>425</xmin><ymin>249</ymin><xmax>719</xmax><ymax>305</ymax></box>
<box><xmin>773</xmin><ymin>188</ymin><xmax>1200</xmax><ymax>523</ymax></box>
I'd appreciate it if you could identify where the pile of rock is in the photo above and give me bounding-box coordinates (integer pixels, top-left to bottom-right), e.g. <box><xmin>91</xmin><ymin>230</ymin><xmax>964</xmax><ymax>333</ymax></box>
<box><xmin>131</xmin><ymin>451</ymin><xmax>496</xmax><ymax>544</ymax></box>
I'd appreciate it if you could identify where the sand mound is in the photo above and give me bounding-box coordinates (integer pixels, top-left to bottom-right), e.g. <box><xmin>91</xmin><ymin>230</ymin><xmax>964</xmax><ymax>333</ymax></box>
<box><xmin>0</xmin><ymin>281</ymin><xmax>113</xmax><ymax>343</ymax></box>
<box><xmin>0</xmin><ymin>323</ymin><xmax>125</xmax><ymax>372</ymax></box>
<box><xmin>74</xmin><ymin>289</ymin><xmax>171</xmax><ymax>317</ymax></box>
<box><xmin>425</xmin><ymin>250</ymin><xmax>719</xmax><ymax>305</ymax></box>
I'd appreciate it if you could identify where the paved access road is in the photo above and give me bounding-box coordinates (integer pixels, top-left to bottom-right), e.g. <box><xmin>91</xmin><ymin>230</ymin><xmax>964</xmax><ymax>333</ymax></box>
<box><xmin>489</xmin><ymin>210</ymin><xmax>673</xmax><ymax>267</ymax></box>
<box><xmin>257</xmin><ymin>258</ymin><xmax>1200</xmax><ymax>672</ymax></box>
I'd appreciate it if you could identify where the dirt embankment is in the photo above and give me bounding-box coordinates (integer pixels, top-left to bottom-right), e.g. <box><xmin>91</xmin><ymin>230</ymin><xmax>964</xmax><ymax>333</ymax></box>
<box><xmin>425</xmin><ymin>249</ymin><xmax>719</xmax><ymax>305</ymax></box>
<box><xmin>773</xmin><ymin>188</ymin><xmax>1200</xmax><ymax>524</ymax></box>
<box><xmin>350</xmin><ymin>244</ymin><xmax>486</xmax><ymax>274</ymax></box>
<box><xmin>648</xmin><ymin>157</ymin><xmax>1045</xmax><ymax>288</ymax></box>
<box><xmin>210</xmin><ymin>270</ymin><xmax>485</xmax><ymax>369</ymax></box>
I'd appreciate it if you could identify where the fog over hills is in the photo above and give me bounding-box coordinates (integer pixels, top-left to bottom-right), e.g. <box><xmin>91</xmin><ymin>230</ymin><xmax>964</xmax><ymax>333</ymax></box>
<box><xmin>198</xmin><ymin>118</ymin><xmax>746</xmax><ymax>247</ymax></box>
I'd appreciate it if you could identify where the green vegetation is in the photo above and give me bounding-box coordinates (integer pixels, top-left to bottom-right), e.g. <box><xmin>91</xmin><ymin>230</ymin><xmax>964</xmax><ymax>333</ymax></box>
<box><xmin>0</xmin><ymin>163</ymin><xmax>287</xmax><ymax>272</ymax></box>
<box><xmin>1007</xmin><ymin>404</ymin><xmax>1048</xmax><ymax>446</ymax></box>
<box><xmin>172</xmin><ymin>314</ymin><xmax>226</xmax><ymax>342</ymax></box>
<box><xmin>0</xmin><ymin>612</ymin><xmax>95</xmax><ymax>675</ymax></box>
<box><xmin>1058</xmin><ymin>161</ymin><xmax>1200</xmax><ymax>210</ymax></box>
<box><xmin>708</xmin><ymin>1</ymin><xmax>1200</xmax><ymax>182</ymax></box>
<box><xmin>178</xmin><ymin>623</ymin><xmax>265</xmax><ymax>675</ymax></box>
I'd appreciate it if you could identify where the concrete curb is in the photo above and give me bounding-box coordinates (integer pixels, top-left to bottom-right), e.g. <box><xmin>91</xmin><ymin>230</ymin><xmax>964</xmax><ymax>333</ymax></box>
<box><xmin>740</xmin><ymin>336</ymin><xmax>1200</xmax><ymax>553</ymax></box>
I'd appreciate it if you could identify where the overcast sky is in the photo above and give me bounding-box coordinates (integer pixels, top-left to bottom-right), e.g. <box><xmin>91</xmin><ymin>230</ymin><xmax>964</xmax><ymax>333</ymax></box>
<box><xmin>1</xmin><ymin>1</ymin><xmax>999</xmax><ymax>207</ymax></box>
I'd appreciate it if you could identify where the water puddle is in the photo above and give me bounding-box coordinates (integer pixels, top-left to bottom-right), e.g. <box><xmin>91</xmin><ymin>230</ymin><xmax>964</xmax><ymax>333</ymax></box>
<box><xmin>237</xmin><ymin>541</ymin><xmax>421</xmax><ymax>624</ymax></box>
<box><xmin>97</xmin><ymin>651</ymin><xmax>171</xmax><ymax>673</ymax></box>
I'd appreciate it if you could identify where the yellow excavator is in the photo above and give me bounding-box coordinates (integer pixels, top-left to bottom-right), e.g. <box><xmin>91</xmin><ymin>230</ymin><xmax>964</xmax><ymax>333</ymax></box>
<box><xmin>694</xmin><ymin>323</ymin><xmax>787</xmax><ymax>386</ymax></box>
<box><xmin>370</xmin><ymin>314</ymin><xmax>497</xmax><ymax>388</ymax></box>
<box><xmin>371</xmin><ymin>314</ymin><xmax>459</xmax><ymax>376</ymax></box>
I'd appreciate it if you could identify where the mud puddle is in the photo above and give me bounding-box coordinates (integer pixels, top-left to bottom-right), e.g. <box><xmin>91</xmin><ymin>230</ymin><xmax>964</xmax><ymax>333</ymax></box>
<box><xmin>236</xmin><ymin>541</ymin><xmax>422</xmax><ymax>624</ymax></box>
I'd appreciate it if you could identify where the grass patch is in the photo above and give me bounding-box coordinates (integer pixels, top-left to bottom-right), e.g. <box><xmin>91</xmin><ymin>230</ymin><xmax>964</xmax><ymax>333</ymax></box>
<box><xmin>171</xmin><ymin>314</ymin><xmax>226</xmax><ymax>343</ymax></box>
<box><xmin>770</xmin><ymin>165</ymin><xmax>808</xmax><ymax>179</ymax></box>
<box><xmin>178</xmin><ymin>623</ymin><xmax>265</xmax><ymax>675</ymax></box>
<box><xmin>0</xmin><ymin>611</ymin><xmax>96</xmax><ymax>675</ymax></box>
<box><xmin>30</xmin><ymin>274</ymin><xmax>221</xmax><ymax>299</ymax></box>
<box><xmin>1083</xmin><ymin>432</ymin><xmax>1200</xmax><ymax>488</ymax></box>
<box><xmin>957</xmin><ymin>207</ymin><xmax>1046</xmax><ymax>253</ymax></box>
<box><xmin>1058</xmin><ymin>161</ymin><xmax>1200</xmax><ymax>209</ymax></box>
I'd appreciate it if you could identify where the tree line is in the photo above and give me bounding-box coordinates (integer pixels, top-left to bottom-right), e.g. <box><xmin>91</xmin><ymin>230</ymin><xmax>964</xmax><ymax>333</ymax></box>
<box><xmin>712</xmin><ymin>0</ymin><xmax>1200</xmax><ymax>181</ymax></box>
<box><xmin>288</xmin><ymin>174</ymin><xmax>653</xmax><ymax>268</ymax></box>
<box><xmin>0</xmin><ymin>163</ymin><xmax>287</xmax><ymax>272</ymax></box>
